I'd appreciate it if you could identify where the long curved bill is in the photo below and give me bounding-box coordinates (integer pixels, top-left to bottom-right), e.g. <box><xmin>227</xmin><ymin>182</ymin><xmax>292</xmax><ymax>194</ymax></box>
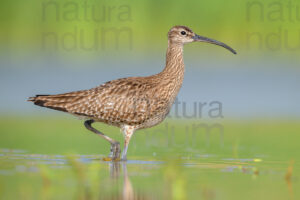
<box><xmin>192</xmin><ymin>34</ymin><xmax>237</xmax><ymax>54</ymax></box>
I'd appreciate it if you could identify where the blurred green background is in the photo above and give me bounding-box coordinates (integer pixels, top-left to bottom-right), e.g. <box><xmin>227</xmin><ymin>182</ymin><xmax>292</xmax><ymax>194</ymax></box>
<box><xmin>1</xmin><ymin>0</ymin><xmax>300</xmax><ymax>58</ymax></box>
<box><xmin>0</xmin><ymin>0</ymin><xmax>299</xmax><ymax>199</ymax></box>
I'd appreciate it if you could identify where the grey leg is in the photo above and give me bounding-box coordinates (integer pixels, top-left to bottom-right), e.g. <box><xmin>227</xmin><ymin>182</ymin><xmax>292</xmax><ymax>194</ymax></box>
<box><xmin>84</xmin><ymin>120</ymin><xmax>121</xmax><ymax>160</ymax></box>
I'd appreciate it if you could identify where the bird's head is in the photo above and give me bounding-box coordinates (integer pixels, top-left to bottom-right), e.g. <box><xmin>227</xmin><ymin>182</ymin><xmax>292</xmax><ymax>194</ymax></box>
<box><xmin>168</xmin><ymin>25</ymin><xmax>236</xmax><ymax>54</ymax></box>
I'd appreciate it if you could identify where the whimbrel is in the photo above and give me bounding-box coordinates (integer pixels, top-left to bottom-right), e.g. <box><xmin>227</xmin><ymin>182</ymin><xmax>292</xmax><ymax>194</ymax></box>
<box><xmin>28</xmin><ymin>26</ymin><xmax>236</xmax><ymax>161</ymax></box>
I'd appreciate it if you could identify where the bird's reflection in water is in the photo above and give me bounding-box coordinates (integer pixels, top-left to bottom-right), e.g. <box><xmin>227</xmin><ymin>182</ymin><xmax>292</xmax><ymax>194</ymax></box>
<box><xmin>109</xmin><ymin>162</ymin><xmax>134</xmax><ymax>200</ymax></box>
<box><xmin>103</xmin><ymin>162</ymin><xmax>155</xmax><ymax>200</ymax></box>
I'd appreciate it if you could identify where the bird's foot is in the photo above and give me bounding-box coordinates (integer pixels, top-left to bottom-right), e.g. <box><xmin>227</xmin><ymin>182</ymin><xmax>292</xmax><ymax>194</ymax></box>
<box><xmin>120</xmin><ymin>156</ymin><xmax>127</xmax><ymax>161</ymax></box>
<box><xmin>103</xmin><ymin>142</ymin><xmax>121</xmax><ymax>161</ymax></box>
<box><xmin>121</xmin><ymin>152</ymin><xmax>127</xmax><ymax>161</ymax></box>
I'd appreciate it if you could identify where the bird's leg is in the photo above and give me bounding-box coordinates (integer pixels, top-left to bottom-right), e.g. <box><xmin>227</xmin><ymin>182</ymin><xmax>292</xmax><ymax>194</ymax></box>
<box><xmin>121</xmin><ymin>126</ymin><xmax>135</xmax><ymax>161</ymax></box>
<box><xmin>84</xmin><ymin>120</ymin><xmax>121</xmax><ymax>160</ymax></box>
<box><xmin>109</xmin><ymin>142</ymin><xmax>121</xmax><ymax>160</ymax></box>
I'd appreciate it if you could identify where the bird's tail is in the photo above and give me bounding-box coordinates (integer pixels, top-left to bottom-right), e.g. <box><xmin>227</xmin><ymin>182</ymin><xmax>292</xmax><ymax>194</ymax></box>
<box><xmin>28</xmin><ymin>92</ymin><xmax>85</xmax><ymax>112</ymax></box>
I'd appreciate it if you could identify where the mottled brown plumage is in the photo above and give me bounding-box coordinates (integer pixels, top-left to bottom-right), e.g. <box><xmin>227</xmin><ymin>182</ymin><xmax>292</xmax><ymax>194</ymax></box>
<box><xmin>28</xmin><ymin>25</ymin><xmax>236</xmax><ymax>160</ymax></box>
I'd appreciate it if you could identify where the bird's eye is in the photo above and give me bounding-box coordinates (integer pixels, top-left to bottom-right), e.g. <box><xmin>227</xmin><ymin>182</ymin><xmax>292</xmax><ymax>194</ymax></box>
<box><xmin>181</xmin><ymin>31</ymin><xmax>186</xmax><ymax>35</ymax></box>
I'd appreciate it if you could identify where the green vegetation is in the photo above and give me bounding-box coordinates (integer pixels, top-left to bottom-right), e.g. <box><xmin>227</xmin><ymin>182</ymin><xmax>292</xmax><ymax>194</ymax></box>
<box><xmin>0</xmin><ymin>116</ymin><xmax>299</xmax><ymax>199</ymax></box>
<box><xmin>1</xmin><ymin>0</ymin><xmax>300</xmax><ymax>58</ymax></box>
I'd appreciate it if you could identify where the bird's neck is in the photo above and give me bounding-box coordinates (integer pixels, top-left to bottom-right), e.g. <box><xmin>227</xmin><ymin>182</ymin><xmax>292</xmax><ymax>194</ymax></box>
<box><xmin>161</xmin><ymin>41</ymin><xmax>185</xmax><ymax>77</ymax></box>
<box><xmin>155</xmin><ymin>41</ymin><xmax>185</xmax><ymax>104</ymax></box>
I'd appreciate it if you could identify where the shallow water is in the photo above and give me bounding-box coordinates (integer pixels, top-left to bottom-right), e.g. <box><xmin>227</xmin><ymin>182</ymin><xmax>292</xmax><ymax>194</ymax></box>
<box><xmin>0</xmin><ymin>119</ymin><xmax>299</xmax><ymax>199</ymax></box>
<box><xmin>0</xmin><ymin>149</ymin><xmax>297</xmax><ymax>200</ymax></box>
